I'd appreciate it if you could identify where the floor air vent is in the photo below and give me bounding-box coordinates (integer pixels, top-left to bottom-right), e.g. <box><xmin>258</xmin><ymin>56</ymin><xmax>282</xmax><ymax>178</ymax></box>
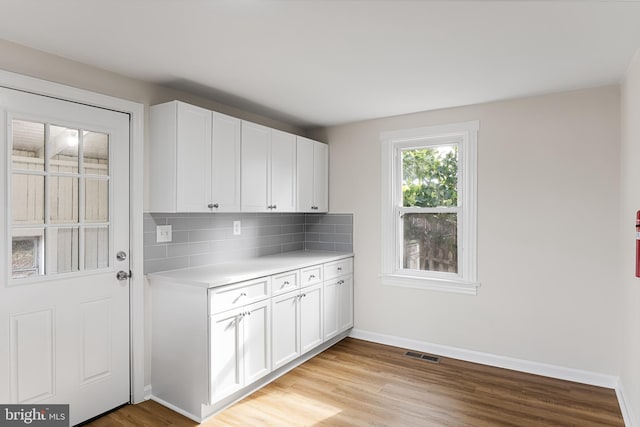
<box><xmin>405</xmin><ymin>351</ymin><xmax>441</xmax><ymax>363</ymax></box>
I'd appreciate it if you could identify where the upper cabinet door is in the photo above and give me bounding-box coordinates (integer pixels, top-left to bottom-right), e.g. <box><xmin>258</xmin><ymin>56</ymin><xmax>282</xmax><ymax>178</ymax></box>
<box><xmin>211</xmin><ymin>112</ymin><xmax>241</xmax><ymax>212</ymax></box>
<box><xmin>296</xmin><ymin>137</ymin><xmax>314</xmax><ymax>213</ymax></box>
<box><xmin>149</xmin><ymin>101</ymin><xmax>212</xmax><ymax>212</ymax></box>
<box><xmin>296</xmin><ymin>136</ymin><xmax>328</xmax><ymax>213</ymax></box>
<box><xmin>270</xmin><ymin>130</ymin><xmax>296</xmax><ymax>212</ymax></box>
<box><xmin>241</xmin><ymin>121</ymin><xmax>270</xmax><ymax>212</ymax></box>
<box><xmin>176</xmin><ymin>103</ymin><xmax>213</xmax><ymax>212</ymax></box>
<box><xmin>313</xmin><ymin>142</ymin><xmax>329</xmax><ymax>212</ymax></box>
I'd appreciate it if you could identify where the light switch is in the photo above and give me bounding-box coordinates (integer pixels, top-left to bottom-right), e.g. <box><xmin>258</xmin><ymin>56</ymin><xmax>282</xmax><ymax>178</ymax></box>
<box><xmin>233</xmin><ymin>221</ymin><xmax>241</xmax><ymax>236</ymax></box>
<box><xmin>156</xmin><ymin>225</ymin><xmax>172</xmax><ymax>243</ymax></box>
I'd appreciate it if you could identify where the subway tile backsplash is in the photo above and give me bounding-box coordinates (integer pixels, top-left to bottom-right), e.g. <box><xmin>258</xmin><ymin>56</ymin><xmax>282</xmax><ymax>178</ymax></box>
<box><xmin>144</xmin><ymin>212</ymin><xmax>353</xmax><ymax>274</ymax></box>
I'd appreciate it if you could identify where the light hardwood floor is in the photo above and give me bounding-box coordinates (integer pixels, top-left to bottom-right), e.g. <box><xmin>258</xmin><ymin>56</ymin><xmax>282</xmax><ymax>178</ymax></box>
<box><xmin>87</xmin><ymin>338</ymin><xmax>624</xmax><ymax>426</ymax></box>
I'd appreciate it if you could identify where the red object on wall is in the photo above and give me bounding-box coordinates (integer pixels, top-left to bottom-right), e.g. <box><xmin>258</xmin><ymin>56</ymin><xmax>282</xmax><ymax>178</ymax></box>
<box><xmin>636</xmin><ymin>211</ymin><xmax>640</xmax><ymax>278</ymax></box>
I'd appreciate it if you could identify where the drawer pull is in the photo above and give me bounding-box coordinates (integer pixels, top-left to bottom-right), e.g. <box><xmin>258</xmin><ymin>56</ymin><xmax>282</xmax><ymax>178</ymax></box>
<box><xmin>283</xmin><ymin>281</ymin><xmax>289</xmax><ymax>285</ymax></box>
<box><xmin>337</xmin><ymin>267</ymin><xmax>342</xmax><ymax>271</ymax></box>
<box><xmin>240</xmin><ymin>292</ymin><xmax>247</xmax><ymax>297</ymax></box>
<box><xmin>338</xmin><ymin>280</ymin><xmax>344</xmax><ymax>285</ymax></box>
<box><xmin>309</xmin><ymin>275</ymin><xmax>315</xmax><ymax>280</ymax></box>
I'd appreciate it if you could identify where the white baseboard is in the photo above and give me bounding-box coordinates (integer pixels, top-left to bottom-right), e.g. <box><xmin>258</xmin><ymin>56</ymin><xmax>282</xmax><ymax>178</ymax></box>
<box><xmin>149</xmin><ymin>395</ymin><xmax>200</xmax><ymax>422</ymax></box>
<box><xmin>349</xmin><ymin>329</ymin><xmax>618</xmax><ymax>388</ymax></box>
<box><xmin>616</xmin><ymin>380</ymin><xmax>636</xmax><ymax>427</ymax></box>
<box><xmin>143</xmin><ymin>384</ymin><xmax>152</xmax><ymax>400</ymax></box>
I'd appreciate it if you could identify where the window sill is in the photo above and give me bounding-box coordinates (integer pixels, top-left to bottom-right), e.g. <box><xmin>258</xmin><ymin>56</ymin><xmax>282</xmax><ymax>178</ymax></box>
<box><xmin>380</xmin><ymin>273</ymin><xmax>480</xmax><ymax>295</ymax></box>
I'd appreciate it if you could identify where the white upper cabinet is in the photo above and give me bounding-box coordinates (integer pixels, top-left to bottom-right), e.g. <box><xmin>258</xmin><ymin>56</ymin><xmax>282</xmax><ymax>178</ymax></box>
<box><xmin>211</xmin><ymin>112</ymin><xmax>242</xmax><ymax>212</ymax></box>
<box><xmin>150</xmin><ymin>100</ymin><xmax>326</xmax><ymax>213</ymax></box>
<box><xmin>149</xmin><ymin>101</ymin><xmax>241</xmax><ymax>212</ymax></box>
<box><xmin>296</xmin><ymin>137</ymin><xmax>328</xmax><ymax>213</ymax></box>
<box><xmin>241</xmin><ymin>121</ymin><xmax>296</xmax><ymax>212</ymax></box>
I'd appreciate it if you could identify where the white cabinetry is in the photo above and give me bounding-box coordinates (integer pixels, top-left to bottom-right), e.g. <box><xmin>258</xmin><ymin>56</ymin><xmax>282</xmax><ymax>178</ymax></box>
<box><xmin>297</xmin><ymin>136</ymin><xmax>328</xmax><ymax>212</ymax></box>
<box><xmin>149</xmin><ymin>101</ymin><xmax>241</xmax><ymax>212</ymax></box>
<box><xmin>210</xmin><ymin>299</ymin><xmax>271</xmax><ymax>402</ymax></box>
<box><xmin>241</xmin><ymin>121</ymin><xmax>296</xmax><ymax>212</ymax></box>
<box><xmin>272</xmin><ymin>281</ymin><xmax>323</xmax><ymax>370</ymax></box>
<box><xmin>323</xmin><ymin>258</ymin><xmax>354</xmax><ymax>340</ymax></box>
<box><xmin>150</xmin><ymin>253</ymin><xmax>352</xmax><ymax>422</ymax></box>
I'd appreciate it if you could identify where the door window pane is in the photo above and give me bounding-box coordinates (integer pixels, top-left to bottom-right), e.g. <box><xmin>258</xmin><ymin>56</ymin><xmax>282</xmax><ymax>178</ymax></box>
<box><xmin>403</xmin><ymin>213</ymin><xmax>458</xmax><ymax>273</ymax></box>
<box><xmin>11</xmin><ymin>233</ymin><xmax>43</xmax><ymax>278</ymax></box>
<box><xmin>84</xmin><ymin>179</ymin><xmax>109</xmax><ymax>223</ymax></box>
<box><xmin>49</xmin><ymin>176</ymin><xmax>79</xmax><ymax>223</ymax></box>
<box><xmin>12</xmin><ymin>120</ymin><xmax>45</xmax><ymax>171</ymax></box>
<box><xmin>83</xmin><ymin>131</ymin><xmax>109</xmax><ymax>176</ymax></box>
<box><xmin>47</xmin><ymin>227</ymin><xmax>79</xmax><ymax>274</ymax></box>
<box><xmin>402</xmin><ymin>145</ymin><xmax>458</xmax><ymax>208</ymax></box>
<box><xmin>49</xmin><ymin>125</ymin><xmax>79</xmax><ymax>173</ymax></box>
<box><xmin>85</xmin><ymin>227</ymin><xmax>109</xmax><ymax>270</ymax></box>
<box><xmin>12</xmin><ymin>174</ymin><xmax>44</xmax><ymax>224</ymax></box>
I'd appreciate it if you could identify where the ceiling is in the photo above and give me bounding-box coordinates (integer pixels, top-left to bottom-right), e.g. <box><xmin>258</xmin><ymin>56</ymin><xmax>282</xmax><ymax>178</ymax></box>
<box><xmin>1</xmin><ymin>0</ymin><xmax>640</xmax><ymax>129</ymax></box>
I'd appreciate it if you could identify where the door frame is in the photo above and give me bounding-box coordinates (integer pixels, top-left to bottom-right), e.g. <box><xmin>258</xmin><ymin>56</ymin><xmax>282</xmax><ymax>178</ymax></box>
<box><xmin>0</xmin><ymin>69</ymin><xmax>146</xmax><ymax>403</ymax></box>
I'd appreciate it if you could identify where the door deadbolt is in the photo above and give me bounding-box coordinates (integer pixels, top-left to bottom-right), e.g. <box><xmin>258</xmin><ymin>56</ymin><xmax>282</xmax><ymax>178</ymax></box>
<box><xmin>116</xmin><ymin>251</ymin><xmax>127</xmax><ymax>261</ymax></box>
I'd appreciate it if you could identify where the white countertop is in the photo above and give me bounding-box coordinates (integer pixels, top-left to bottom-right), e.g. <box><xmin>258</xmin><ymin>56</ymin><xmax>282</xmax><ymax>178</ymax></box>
<box><xmin>147</xmin><ymin>250</ymin><xmax>354</xmax><ymax>288</ymax></box>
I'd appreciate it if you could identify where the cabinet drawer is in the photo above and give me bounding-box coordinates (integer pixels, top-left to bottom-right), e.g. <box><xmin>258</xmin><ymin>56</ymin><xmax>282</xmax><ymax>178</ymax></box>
<box><xmin>209</xmin><ymin>276</ymin><xmax>271</xmax><ymax>314</ymax></box>
<box><xmin>272</xmin><ymin>270</ymin><xmax>299</xmax><ymax>296</ymax></box>
<box><xmin>300</xmin><ymin>264</ymin><xmax>323</xmax><ymax>287</ymax></box>
<box><xmin>324</xmin><ymin>258</ymin><xmax>353</xmax><ymax>280</ymax></box>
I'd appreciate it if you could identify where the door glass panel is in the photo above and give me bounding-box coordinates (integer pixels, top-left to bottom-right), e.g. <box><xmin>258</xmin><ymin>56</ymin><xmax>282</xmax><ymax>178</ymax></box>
<box><xmin>49</xmin><ymin>125</ymin><xmax>79</xmax><ymax>173</ymax></box>
<box><xmin>12</xmin><ymin>120</ymin><xmax>45</xmax><ymax>171</ymax></box>
<box><xmin>49</xmin><ymin>176</ymin><xmax>79</xmax><ymax>224</ymax></box>
<box><xmin>11</xmin><ymin>230</ymin><xmax>44</xmax><ymax>278</ymax></box>
<box><xmin>12</xmin><ymin>174</ymin><xmax>44</xmax><ymax>224</ymax></box>
<box><xmin>84</xmin><ymin>179</ymin><xmax>109</xmax><ymax>223</ymax></box>
<box><xmin>83</xmin><ymin>131</ymin><xmax>109</xmax><ymax>176</ymax></box>
<box><xmin>47</xmin><ymin>227</ymin><xmax>79</xmax><ymax>274</ymax></box>
<box><xmin>85</xmin><ymin>227</ymin><xmax>109</xmax><ymax>270</ymax></box>
<box><xmin>10</xmin><ymin>118</ymin><xmax>112</xmax><ymax>281</ymax></box>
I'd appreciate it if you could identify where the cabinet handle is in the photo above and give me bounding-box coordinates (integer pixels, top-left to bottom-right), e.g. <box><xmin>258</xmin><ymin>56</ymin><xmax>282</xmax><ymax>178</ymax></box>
<box><xmin>267</xmin><ymin>204</ymin><xmax>277</xmax><ymax>210</ymax></box>
<box><xmin>338</xmin><ymin>280</ymin><xmax>344</xmax><ymax>285</ymax></box>
<box><xmin>309</xmin><ymin>275</ymin><xmax>315</xmax><ymax>280</ymax></box>
<box><xmin>240</xmin><ymin>292</ymin><xmax>247</xmax><ymax>297</ymax></box>
<box><xmin>337</xmin><ymin>267</ymin><xmax>342</xmax><ymax>271</ymax></box>
<box><xmin>311</xmin><ymin>206</ymin><xmax>318</xmax><ymax>210</ymax></box>
<box><xmin>208</xmin><ymin>203</ymin><xmax>219</xmax><ymax>209</ymax></box>
<box><xmin>283</xmin><ymin>281</ymin><xmax>289</xmax><ymax>285</ymax></box>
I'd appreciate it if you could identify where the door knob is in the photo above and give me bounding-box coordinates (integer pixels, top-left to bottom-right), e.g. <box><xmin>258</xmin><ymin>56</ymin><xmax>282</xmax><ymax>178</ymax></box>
<box><xmin>116</xmin><ymin>270</ymin><xmax>132</xmax><ymax>280</ymax></box>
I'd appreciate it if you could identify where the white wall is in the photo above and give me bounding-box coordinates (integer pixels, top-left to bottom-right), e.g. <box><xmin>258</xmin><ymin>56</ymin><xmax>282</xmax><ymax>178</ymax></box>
<box><xmin>318</xmin><ymin>86</ymin><xmax>623</xmax><ymax>376</ymax></box>
<box><xmin>0</xmin><ymin>39</ymin><xmax>306</xmax><ymax>390</ymax></box>
<box><xmin>620</xmin><ymin>50</ymin><xmax>640</xmax><ymax>425</ymax></box>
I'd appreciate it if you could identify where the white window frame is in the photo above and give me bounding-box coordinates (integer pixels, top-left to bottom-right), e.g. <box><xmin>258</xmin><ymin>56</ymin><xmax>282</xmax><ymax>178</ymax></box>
<box><xmin>381</xmin><ymin>121</ymin><xmax>479</xmax><ymax>295</ymax></box>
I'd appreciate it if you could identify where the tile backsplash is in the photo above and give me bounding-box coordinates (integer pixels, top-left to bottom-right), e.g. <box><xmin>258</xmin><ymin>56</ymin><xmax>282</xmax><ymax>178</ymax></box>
<box><xmin>144</xmin><ymin>212</ymin><xmax>353</xmax><ymax>274</ymax></box>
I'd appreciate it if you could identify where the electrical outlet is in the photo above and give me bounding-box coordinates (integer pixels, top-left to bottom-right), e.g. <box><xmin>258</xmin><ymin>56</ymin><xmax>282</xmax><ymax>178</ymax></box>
<box><xmin>233</xmin><ymin>221</ymin><xmax>241</xmax><ymax>236</ymax></box>
<box><xmin>156</xmin><ymin>225</ymin><xmax>172</xmax><ymax>243</ymax></box>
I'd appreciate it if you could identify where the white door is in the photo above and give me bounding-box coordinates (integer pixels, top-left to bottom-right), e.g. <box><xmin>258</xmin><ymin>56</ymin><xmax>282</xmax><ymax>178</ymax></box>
<box><xmin>0</xmin><ymin>88</ymin><xmax>131</xmax><ymax>425</ymax></box>
<box><xmin>271</xmin><ymin>291</ymin><xmax>300</xmax><ymax>369</ymax></box>
<box><xmin>270</xmin><ymin>130</ymin><xmax>296</xmax><ymax>212</ymax></box>
<box><xmin>211</xmin><ymin>112</ymin><xmax>241</xmax><ymax>212</ymax></box>
<box><xmin>209</xmin><ymin>308</ymin><xmax>243</xmax><ymax>402</ymax></box>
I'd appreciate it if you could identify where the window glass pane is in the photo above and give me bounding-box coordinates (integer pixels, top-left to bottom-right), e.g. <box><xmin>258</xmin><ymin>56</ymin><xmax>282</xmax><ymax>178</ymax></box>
<box><xmin>49</xmin><ymin>125</ymin><xmax>79</xmax><ymax>173</ymax></box>
<box><xmin>49</xmin><ymin>176</ymin><xmax>79</xmax><ymax>223</ymax></box>
<box><xmin>84</xmin><ymin>178</ymin><xmax>109</xmax><ymax>222</ymax></box>
<box><xmin>402</xmin><ymin>145</ymin><xmax>458</xmax><ymax>207</ymax></box>
<box><xmin>11</xmin><ymin>232</ymin><xmax>43</xmax><ymax>278</ymax></box>
<box><xmin>83</xmin><ymin>131</ymin><xmax>109</xmax><ymax>176</ymax></box>
<box><xmin>85</xmin><ymin>227</ymin><xmax>109</xmax><ymax>270</ymax></box>
<box><xmin>403</xmin><ymin>213</ymin><xmax>457</xmax><ymax>273</ymax></box>
<box><xmin>47</xmin><ymin>227</ymin><xmax>79</xmax><ymax>274</ymax></box>
<box><xmin>12</xmin><ymin>120</ymin><xmax>45</xmax><ymax>171</ymax></box>
<box><xmin>12</xmin><ymin>174</ymin><xmax>44</xmax><ymax>224</ymax></box>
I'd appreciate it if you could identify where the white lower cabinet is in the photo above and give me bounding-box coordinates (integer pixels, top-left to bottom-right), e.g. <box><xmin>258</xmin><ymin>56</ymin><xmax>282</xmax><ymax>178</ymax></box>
<box><xmin>209</xmin><ymin>299</ymin><xmax>271</xmax><ymax>403</ymax></box>
<box><xmin>150</xmin><ymin>254</ymin><xmax>353</xmax><ymax>423</ymax></box>
<box><xmin>272</xmin><ymin>282</ymin><xmax>323</xmax><ymax>370</ymax></box>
